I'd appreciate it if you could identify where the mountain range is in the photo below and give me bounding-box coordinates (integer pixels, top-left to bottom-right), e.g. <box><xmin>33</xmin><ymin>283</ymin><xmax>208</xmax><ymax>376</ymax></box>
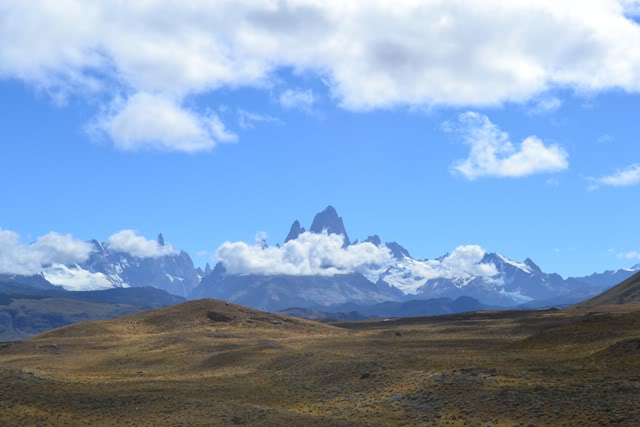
<box><xmin>192</xmin><ymin>206</ymin><xmax>639</xmax><ymax>310</ymax></box>
<box><xmin>580</xmin><ymin>270</ymin><xmax>640</xmax><ymax>306</ymax></box>
<box><xmin>0</xmin><ymin>278</ymin><xmax>184</xmax><ymax>340</ymax></box>
<box><xmin>41</xmin><ymin>235</ymin><xmax>203</xmax><ymax>297</ymax></box>
<box><xmin>11</xmin><ymin>206</ymin><xmax>639</xmax><ymax>312</ymax></box>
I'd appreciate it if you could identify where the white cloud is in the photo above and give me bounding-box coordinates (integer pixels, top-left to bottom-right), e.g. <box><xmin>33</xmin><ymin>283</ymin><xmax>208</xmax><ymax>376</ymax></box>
<box><xmin>402</xmin><ymin>245</ymin><xmax>498</xmax><ymax>281</ymax></box>
<box><xmin>3</xmin><ymin>0</ymin><xmax>640</xmax><ymax>123</ymax></box>
<box><xmin>587</xmin><ymin>163</ymin><xmax>640</xmax><ymax>190</ymax></box>
<box><xmin>279</xmin><ymin>88</ymin><xmax>316</xmax><ymax>111</ymax></box>
<box><xmin>107</xmin><ymin>230</ymin><xmax>178</xmax><ymax>258</ymax></box>
<box><xmin>441</xmin><ymin>245</ymin><xmax>498</xmax><ymax>278</ymax></box>
<box><xmin>0</xmin><ymin>229</ymin><xmax>93</xmax><ymax>276</ymax></box>
<box><xmin>449</xmin><ymin>112</ymin><xmax>569</xmax><ymax>180</ymax></box>
<box><xmin>32</xmin><ymin>232</ymin><xmax>95</xmax><ymax>265</ymax></box>
<box><xmin>91</xmin><ymin>93</ymin><xmax>235</xmax><ymax>152</ymax></box>
<box><xmin>216</xmin><ymin>231</ymin><xmax>392</xmax><ymax>276</ymax></box>
<box><xmin>209</xmin><ymin>113</ymin><xmax>238</xmax><ymax>144</ymax></box>
<box><xmin>215</xmin><ymin>232</ymin><xmax>499</xmax><ymax>282</ymax></box>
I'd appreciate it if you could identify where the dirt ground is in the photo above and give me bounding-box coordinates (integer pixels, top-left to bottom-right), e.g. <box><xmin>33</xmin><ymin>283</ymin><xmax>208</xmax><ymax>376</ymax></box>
<box><xmin>1</xmin><ymin>300</ymin><xmax>640</xmax><ymax>426</ymax></box>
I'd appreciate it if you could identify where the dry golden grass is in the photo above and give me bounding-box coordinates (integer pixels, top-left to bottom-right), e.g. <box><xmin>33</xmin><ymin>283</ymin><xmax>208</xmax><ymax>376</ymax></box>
<box><xmin>1</xmin><ymin>300</ymin><xmax>640</xmax><ymax>426</ymax></box>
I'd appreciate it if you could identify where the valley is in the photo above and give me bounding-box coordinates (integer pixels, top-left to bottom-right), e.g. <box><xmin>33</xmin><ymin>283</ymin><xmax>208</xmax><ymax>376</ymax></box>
<box><xmin>1</xmin><ymin>298</ymin><xmax>640</xmax><ymax>426</ymax></box>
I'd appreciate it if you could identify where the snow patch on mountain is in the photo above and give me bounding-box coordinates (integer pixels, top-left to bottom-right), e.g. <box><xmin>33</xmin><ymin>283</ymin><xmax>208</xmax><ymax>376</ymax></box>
<box><xmin>495</xmin><ymin>253</ymin><xmax>533</xmax><ymax>274</ymax></box>
<box><xmin>371</xmin><ymin>245</ymin><xmax>499</xmax><ymax>295</ymax></box>
<box><xmin>43</xmin><ymin>264</ymin><xmax>122</xmax><ymax>291</ymax></box>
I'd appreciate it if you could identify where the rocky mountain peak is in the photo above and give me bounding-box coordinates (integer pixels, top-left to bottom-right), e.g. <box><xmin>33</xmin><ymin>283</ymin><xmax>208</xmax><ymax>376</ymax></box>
<box><xmin>157</xmin><ymin>233</ymin><xmax>165</xmax><ymax>246</ymax></box>
<box><xmin>386</xmin><ymin>241</ymin><xmax>411</xmax><ymax>259</ymax></box>
<box><xmin>365</xmin><ymin>235</ymin><xmax>382</xmax><ymax>246</ymax></box>
<box><xmin>285</xmin><ymin>220</ymin><xmax>306</xmax><ymax>243</ymax></box>
<box><xmin>310</xmin><ymin>205</ymin><xmax>351</xmax><ymax>246</ymax></box>
<box><xmin>524</xmin><ymin>258</ymin><xmax>542</xmax><ymax>273</ymax></box>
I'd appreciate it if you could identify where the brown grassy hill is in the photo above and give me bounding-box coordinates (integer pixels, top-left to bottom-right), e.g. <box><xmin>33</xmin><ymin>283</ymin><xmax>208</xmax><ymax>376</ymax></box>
<box><xmin>2</xmin><ymin>300</ymin><xmax>640</xmax><ymax>426</ymax></box>
<box><xmin>34</xmin><ymin>298</ymin><xmax>342</xmax><ymax>341</ymax></box>
<box><xmin>579</xmin><ymin>271</ymin><xmax>640</xmax><ymax>306</ymax></box>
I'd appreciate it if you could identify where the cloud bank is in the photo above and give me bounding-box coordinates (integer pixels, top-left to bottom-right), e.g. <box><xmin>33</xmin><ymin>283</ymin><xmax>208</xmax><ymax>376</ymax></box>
<box><xmin>216</xmin><ymin>232</ymin><xmax>498</xmax><ymax>283</ymax></box>
<box><xmin>108</xmin><ymin>230</ymin><xmax>178</xmax><ymax>258</ymax></box>
<box><xmin>449</xmin><ymin>112</ymin><xmax>569</xmax><ymax>180</ymax></box>
<box><xmin>0</xmin><ymin>229</ymin><xmax>93</xmax><ymax>275</ymax></box>
<box><xmin>3</xmin><ymin>1</ymin><xmax>640</xmax><ymax>150</ymax></box>
<box><xmin>216</xmin><ymin>232</ymin><xmax>391</xmax><ymax>276</ymax></box>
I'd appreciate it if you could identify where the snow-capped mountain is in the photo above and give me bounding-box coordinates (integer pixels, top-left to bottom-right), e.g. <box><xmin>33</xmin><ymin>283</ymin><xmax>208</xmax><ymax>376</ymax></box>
<box><xmin>367</xmin><ymin>241</ymin><xmax>640</xmax><ymax>307</ymax></box>
<box><xmin>192</xmin><ymin>264</ymin><xmax>403</xmax><ymax>311</ymax></box>
<box><xmin>43</xmin><ymin>234</ymin><xmax>201</xmax><ymax>297</ymax></box>
<box><xmin>191</xmin><ymin>206</ymin><xmax>640</xmax><ymax>309</ymax></box>
<box><xmin>33</xmin><ymin>207</ymin><xmax>639</xmax><ymax>308</ymax></box>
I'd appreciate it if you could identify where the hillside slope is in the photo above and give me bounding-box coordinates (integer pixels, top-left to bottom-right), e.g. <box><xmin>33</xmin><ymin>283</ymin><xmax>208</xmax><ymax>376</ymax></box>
<box><xmin>0</xmin><ymin>282</ymin><xmax>184</xmax><ymax>341</ymax></box>
<box><xmin>2</xmin><ymin>302</ymin><xmax>640</xmax><ymax>426</ymax></box>
<box><xmin>580</xmin><ymin>271</ymin><xmax>640</xmax><ymax>306</ymax></box>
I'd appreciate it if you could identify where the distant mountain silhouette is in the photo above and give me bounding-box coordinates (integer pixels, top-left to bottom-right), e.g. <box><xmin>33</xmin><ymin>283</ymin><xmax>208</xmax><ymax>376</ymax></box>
<box><xmin>579</xmin><ymin>271</ymin><xmax>640</xmax><ymax>306</ymax></box>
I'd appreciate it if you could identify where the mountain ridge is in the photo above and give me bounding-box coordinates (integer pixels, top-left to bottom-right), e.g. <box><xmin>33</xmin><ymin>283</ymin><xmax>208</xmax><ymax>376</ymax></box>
<box><xmin>191</xmin><ymin>206</ymin><xmax>638</xmax><ymax>309</ymax></box>
<box><xmin>10</xmin><ymin>206</ymin><xmax>636</xmax><ymax>311</ymax></box>
<box><xmin>579</xmin><ymin>271</ymin><xmax>640</xmax><ymax>306</ymax></box>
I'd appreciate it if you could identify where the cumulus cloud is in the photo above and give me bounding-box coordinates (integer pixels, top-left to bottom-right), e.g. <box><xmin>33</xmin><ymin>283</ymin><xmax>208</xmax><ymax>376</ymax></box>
<box><xmin>449</xmin><ymin>112</ymin><xmax>569</xmax><ymax>180</ymax></box>
<box><xmin>3</xmin><ymin>0</ymin><xmax>640</xmax><ymax>144</ymax></box>
<box><xmin>279</xmin><ymin>89</ymin><xmax>316</xmax><ymax>111</ymax></box>
<box><xmin>216</xmin><ymin>232</ymin><xmax>392</xmax><ymax>276</ymax></box>
<box><xmin>215</xmin><ymin>232</ymin><xmax>499</xmax><ymax>282</ymax></box>
<box><xmin>403</xmin><ymin>245</ymin><xmax>498</xmax><ymax>281</ymax></box>
<box><xmin>107</xmin><ymin>230</ymin><xmax>178</xmax><ymax>258</ymax></box>
<box><xmin>0</xmin><ymin>229</ymin><xmax>93</xmax><ymax>276</ymax></box>
<box><xmin>32</xmin><ymin>232</ymin><xmax>95</xmax><ymax>265</ymax></box>
<box><xmin>91</xmin><ymin>93</ymin><xmax>236</xmax><ymax>152</ymax></box>
<box><xmin>587</xmin><ymin>163</ymin><xmax>640</xmax><ymax>190</ymax></box>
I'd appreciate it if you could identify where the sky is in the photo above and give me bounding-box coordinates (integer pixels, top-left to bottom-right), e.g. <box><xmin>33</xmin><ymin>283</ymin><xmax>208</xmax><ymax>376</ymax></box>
<box><xmin>1</xmin><ymin>0</ymin><xmax>640</xmax><ymax>277</ymax></box>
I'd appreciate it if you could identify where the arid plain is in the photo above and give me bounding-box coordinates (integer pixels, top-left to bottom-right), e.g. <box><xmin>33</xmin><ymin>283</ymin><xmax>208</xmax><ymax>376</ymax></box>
<box><xmin>1</xmin><ymin>299</ymin><xmax>640</xmax><ymax>426</ymax></box>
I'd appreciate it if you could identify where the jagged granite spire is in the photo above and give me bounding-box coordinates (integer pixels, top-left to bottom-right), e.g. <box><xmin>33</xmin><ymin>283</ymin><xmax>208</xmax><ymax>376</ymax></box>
<box><xmin>157</xmin><ymin>233</ymin><xmax>165</xmax><ymax>246</ymax></box>
<box><xmin>386</xmin><ymin>241</ymin><xmax>411</xmax><ymax>259</ymax></box>
<box><xmin>204</xmin><ymin>263</ymin><xmax>212</xmax><ymax>276</ymax></box>
<box><xmin>285</xmin><ymin>220</ymin><xmax>306</xmax><ymax>243</ymax></box>
<box><xmin>309</xmin><ymin>206</ymin><xmax>351</xmax><ymax>246</ymax></box>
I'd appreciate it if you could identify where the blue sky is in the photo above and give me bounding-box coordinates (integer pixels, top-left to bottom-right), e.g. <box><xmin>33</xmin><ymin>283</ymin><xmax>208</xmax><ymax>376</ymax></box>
<box><xmin>1</xmin><ymin>1</ymin><xmax>640</xmax><ymax>277</ymax></box>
